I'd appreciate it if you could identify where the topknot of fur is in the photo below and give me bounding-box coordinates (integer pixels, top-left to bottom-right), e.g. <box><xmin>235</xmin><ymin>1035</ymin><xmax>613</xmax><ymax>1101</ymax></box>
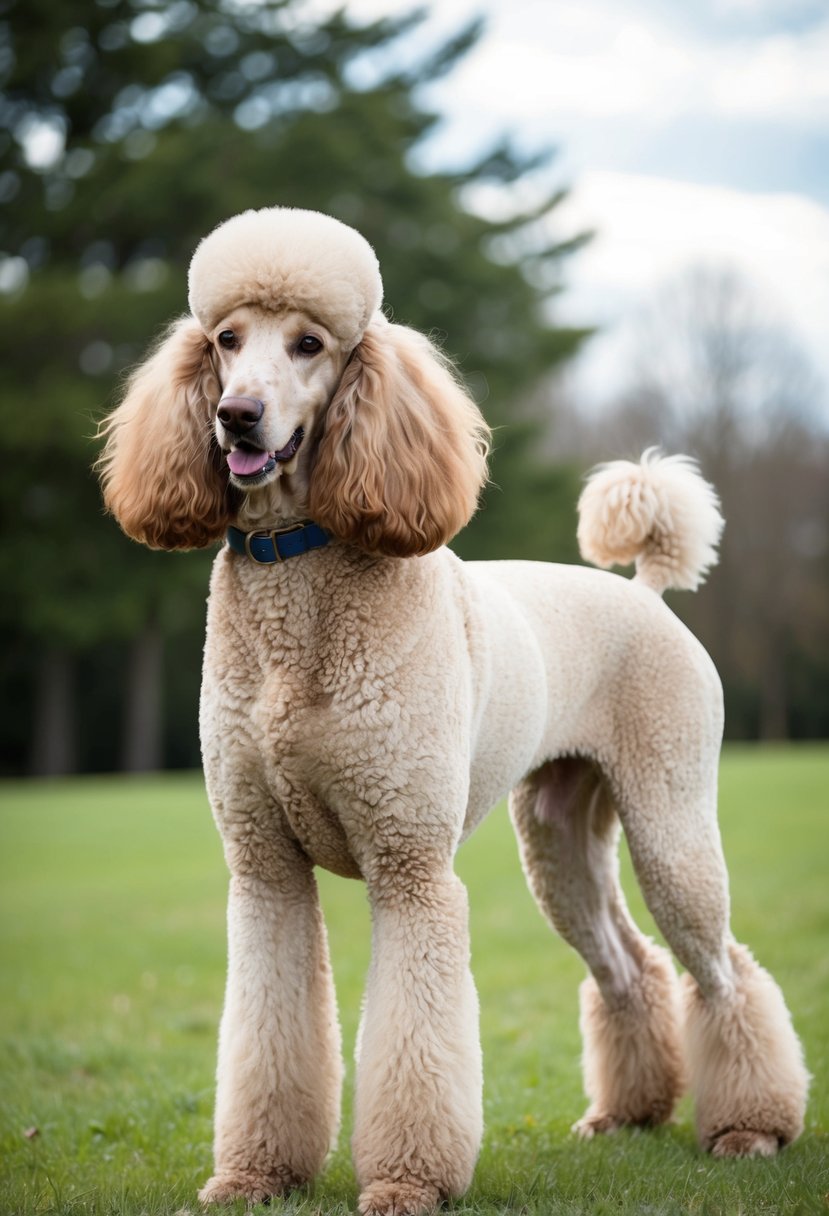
<box><xmin>188</xmin><ymin>207</ymin><xmax>383</xmax><ymax>347</ymax></box>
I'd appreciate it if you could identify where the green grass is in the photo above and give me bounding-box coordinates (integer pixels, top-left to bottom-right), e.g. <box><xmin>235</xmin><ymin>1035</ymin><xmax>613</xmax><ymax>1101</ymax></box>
<box><xmin>1</xmin><ymin>746</ymin><xmax>827</xmax><ymax>1215</ymax></box>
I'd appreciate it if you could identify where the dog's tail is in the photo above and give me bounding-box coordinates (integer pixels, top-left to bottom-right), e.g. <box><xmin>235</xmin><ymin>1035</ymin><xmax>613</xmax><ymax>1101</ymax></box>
<box><xmin>576</xmin><ymin>448</ymin><xmax>724</xmax><ymax>596</ymax></box>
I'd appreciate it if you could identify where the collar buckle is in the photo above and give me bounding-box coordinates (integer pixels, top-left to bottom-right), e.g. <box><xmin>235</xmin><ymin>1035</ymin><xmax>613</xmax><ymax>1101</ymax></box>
<box><xmin>243</xmin><ymin>521</ymin><xmax>305</xmax><ymax>562</ymax></box>
<box><xmin>268</xmin><ymin>521</ymin><xmax>305</xmax><ymax>562</ymax></box>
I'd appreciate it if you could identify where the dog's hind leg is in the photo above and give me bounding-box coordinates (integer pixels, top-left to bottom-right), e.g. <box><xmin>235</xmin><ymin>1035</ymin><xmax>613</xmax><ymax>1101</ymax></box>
<box><xmin>510</xmin><ymin>757</ymin><xmax>686</xmax><ymax>1137</ymax></box>
<box><xmin>614</xmin><ymin>752</ymin><xmax>809</xmax><ymax>1157</ymax></box>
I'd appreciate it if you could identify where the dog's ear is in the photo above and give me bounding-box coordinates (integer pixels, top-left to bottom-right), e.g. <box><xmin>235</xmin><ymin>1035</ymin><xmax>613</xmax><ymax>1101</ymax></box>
<box><xmin>97</xmin><ymin>316</ymin><xmax>235</xmax><ymax>549</ymax></box>
<box><xmin>309</xmin><ymin>318</ymin><xmax>490</xmax><ymax>557</ymax></box>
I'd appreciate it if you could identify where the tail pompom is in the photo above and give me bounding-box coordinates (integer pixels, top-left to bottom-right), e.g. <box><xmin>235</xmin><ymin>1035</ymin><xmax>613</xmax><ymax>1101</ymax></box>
<box><xmin>577</xmin><ymin>448</ymin><xmax>724</xmax><ymax>595</ymax></box>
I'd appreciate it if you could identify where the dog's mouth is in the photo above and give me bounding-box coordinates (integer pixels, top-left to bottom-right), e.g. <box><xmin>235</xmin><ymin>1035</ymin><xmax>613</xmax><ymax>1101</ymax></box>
<box><xmin>226</xmin><ymin>429</ymin><xmax>304</xmax><ymax>482</ymax></box>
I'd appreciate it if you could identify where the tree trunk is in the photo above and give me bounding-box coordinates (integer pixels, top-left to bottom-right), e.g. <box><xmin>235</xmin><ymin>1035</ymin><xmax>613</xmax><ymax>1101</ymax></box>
<box><xmin>122</xmin><ymin>621</ymin><xmax>164</xmax><ymax>772</ymax></box>
<box><xmin>759</xmin><ymin>637</ymin><xmax>788</xmax><ymax>741</ymax></box>
<box><xmin>30</xmin><ymin>646</ymin><xmax>77</xmax><ymax>775</ymax></box>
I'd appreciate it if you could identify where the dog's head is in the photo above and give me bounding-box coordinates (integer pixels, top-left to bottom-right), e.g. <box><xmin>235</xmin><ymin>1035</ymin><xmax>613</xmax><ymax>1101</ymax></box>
<box><xmin>98</xmin><ymin>207</ymin><xmax>489</xmax><ymax>557</ymax></box>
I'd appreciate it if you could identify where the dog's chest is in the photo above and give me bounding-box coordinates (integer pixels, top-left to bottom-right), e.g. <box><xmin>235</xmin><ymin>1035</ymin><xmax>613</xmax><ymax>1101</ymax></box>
<box><xmin>257</xmin><ymin>664</ymin><xmax>368</xmax><ymax>877</ymax></box>
<box><xmin>202</xmin><ymin>547</ymin><xmax>472</xmax><ymax>877</ymax></box>
<box><xmin>214</xmin><ymin>627</ymin><xmax>368</xmax><ymax>874</ymax></box>
<box><xmin>202</xmin><ymin>555</ymin><xmax>394</xmax><ymax>876</ymax></box>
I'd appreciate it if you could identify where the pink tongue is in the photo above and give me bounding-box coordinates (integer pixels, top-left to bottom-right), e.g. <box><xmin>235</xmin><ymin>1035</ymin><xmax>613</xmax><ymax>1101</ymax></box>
<box><xmin>227</xmin><ymin>448</ymin><xmax>273</xmax><ymax>476</ymax></box>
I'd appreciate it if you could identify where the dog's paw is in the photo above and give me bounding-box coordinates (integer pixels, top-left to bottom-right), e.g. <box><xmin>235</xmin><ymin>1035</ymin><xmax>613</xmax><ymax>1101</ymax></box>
<box><xmin>198</xmin><ymin>1166</ymin><xmax>302</xmax><ymax>1205</ymax></box>
<box><xmin>358</xmin><ymin>1178</ymin><xmax>441</xmax><ymax>1216</ymax></box>
<box><xmin>710</xmin><ymin>1129</ymin><xmax>779</xmax><ymax>1158</ymax></box>
<box><xmin>571</xmin><ymin>1111</ymin><xmax>623</xmax><ymax>1139</ymax></box>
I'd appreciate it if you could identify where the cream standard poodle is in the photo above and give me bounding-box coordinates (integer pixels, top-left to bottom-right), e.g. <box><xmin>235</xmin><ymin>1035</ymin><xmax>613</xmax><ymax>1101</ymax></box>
<box><xmin>98</xmin><ymin>207</ymin><xmax>808</xmax><ymax>1215</ymax></box>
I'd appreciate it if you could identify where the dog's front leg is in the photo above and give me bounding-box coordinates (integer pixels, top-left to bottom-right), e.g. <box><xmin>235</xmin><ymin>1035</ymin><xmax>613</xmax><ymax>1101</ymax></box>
<box><xmin>198</xmin><ymin>849</ymin><xmax>342</xmax><ymax>1205</ymax></box>
<box><xmin>353</xmin><ymin>858</ymin><xmax>483</xmax><ymax>1216</ymax></box>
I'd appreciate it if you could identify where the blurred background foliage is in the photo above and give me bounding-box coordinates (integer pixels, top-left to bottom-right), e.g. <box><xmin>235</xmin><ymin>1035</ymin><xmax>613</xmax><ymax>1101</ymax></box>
<box><xmin>0</xmin><ymin>0</ymin><xmax>826</xmax><ymax>775</ymax></box>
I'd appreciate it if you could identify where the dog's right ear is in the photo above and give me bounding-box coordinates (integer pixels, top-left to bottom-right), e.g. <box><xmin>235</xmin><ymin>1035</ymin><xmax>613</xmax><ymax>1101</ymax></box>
<box><xmin>97</xmin><ymin>316</ymin><xmax>235</xmax><ymax>549</ymax></box>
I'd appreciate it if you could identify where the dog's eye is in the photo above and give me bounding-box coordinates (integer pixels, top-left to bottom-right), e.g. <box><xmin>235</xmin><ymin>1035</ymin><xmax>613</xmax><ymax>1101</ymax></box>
<box><xmin>297</xmin><ymin>335</ymin><xmax>323</xmax><ymax>356</ymax></box>
<box><xmin>217</xmin><ymin>330</ymin><xmax>237</xmax><ymax>350</ymax></box>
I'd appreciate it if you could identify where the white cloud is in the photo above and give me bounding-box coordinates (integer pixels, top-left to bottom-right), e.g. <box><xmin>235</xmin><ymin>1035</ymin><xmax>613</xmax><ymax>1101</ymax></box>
<box><xmin>443</xmin><ymin>20</ymin><xmax>695</xmax><ymax>120</ymax></box>
<box><xmin>711</xmin><ymin>26</ymin><xmax>829</xmax><ymax>122</ymax></box>
<box><xmin>552</xmin><ymin>172</ymin><xmax>829</xmax><ymax>408</ymax></box>
<box><xmin>432</xmin><ymin>2</ymin><xmax>829</xmax><ymax>129</ymax></box>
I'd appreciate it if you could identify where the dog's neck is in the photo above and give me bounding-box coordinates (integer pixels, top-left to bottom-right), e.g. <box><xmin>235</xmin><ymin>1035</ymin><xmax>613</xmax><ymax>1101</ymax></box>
<box><xmin>233</xmin><ymin>471</ymin><xmax>309</xmax><ymax>533</ymax></box>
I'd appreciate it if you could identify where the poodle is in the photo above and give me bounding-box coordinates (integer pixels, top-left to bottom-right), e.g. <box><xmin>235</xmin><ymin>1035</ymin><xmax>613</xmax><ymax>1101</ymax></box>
<box><xmin>97</xmin><ymin>207</ymin><xmax>809</xmax><ymax>1216</ymax></box>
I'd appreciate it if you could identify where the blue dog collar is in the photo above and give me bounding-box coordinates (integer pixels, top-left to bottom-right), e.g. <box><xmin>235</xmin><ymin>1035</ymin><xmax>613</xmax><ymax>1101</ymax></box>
<box><xmin>226</xmin><ymin>521</ymin><xmax>331</xmax><ymax>564</ymax></box>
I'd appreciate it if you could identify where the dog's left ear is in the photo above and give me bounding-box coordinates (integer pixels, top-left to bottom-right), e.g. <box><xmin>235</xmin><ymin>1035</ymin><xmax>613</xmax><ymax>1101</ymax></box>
<box><xmin>309</xmin><ymin>318</ymin><xmax>490</xmax><ymax>557</ymax></box>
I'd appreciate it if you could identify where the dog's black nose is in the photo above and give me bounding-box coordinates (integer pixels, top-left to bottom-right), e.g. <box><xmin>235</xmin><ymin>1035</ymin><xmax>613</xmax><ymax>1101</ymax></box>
<box><xmin>217</xmin><ymin>396</ymin><xmax>264</xmax><ymax>435</ymax></box>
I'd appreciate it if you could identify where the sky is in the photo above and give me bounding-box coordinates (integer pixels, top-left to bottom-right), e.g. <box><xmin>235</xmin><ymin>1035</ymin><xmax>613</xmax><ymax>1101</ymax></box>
<box><xmin>341</xmin><ymin>0</ymin><xmax>829</xmax><ymax>412</ymax></box>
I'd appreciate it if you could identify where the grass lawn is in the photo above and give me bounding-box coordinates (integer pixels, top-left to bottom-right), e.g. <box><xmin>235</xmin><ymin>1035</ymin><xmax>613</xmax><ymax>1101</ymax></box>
<box><xmin>1</xmin><ymin>745</ymin><xmax>827</xmax><ymax>1215</ymax></box>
